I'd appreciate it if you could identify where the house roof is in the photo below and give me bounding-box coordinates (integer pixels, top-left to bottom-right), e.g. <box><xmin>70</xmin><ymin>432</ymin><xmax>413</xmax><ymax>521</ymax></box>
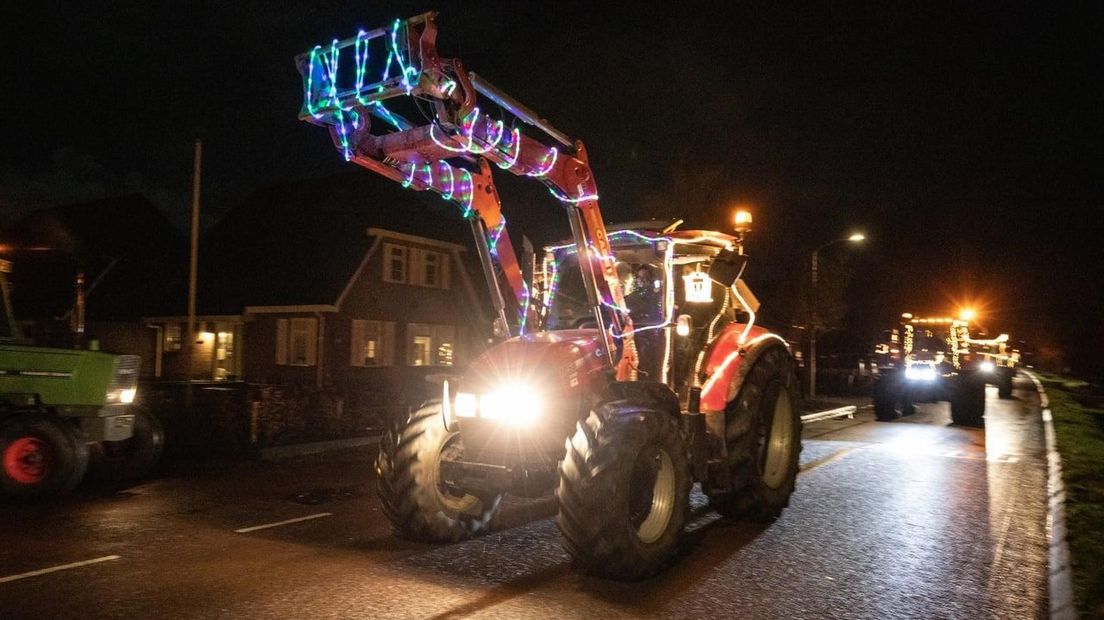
<box><xmin>0</xmin><ymin>194</ymin><xmax>187</xmax><ymax>321</ymax></box>
<box><xmin>197</xmin><ymin>170</ymin><xmax>475</xmax><ymax>313</ymax></box>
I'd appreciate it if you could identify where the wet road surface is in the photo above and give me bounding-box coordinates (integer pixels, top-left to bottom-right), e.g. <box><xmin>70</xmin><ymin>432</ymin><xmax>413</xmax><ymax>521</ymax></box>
<box><xmin>0</xmin><ymin>377</ymin><xmax>1048</xmax><ymax>619</ymax></box>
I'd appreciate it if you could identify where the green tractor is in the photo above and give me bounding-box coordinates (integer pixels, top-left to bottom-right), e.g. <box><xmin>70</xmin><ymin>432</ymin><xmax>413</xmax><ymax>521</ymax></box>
<box><xmin>0</xmin><ymin>259</ymin><xmax>163</xmax><ymax>499</ymax></box>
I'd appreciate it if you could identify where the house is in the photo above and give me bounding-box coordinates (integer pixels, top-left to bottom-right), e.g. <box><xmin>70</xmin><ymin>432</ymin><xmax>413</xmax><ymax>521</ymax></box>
<box><xmin>143</xmin><ymin>171</ymin><xmax>494</xmax><ymax>420</ymax></box>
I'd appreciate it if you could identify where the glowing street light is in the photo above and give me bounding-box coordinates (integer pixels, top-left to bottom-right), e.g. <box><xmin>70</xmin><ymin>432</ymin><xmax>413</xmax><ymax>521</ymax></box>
<box><xmin>959</xmin><ymin>308</ymin><xmax>976</xmax><ymax>321</ymax></box>
<box><xmin>848</xmin><ymin>232</ymin><xmax>866</xmax><ymax>242</ymax></box>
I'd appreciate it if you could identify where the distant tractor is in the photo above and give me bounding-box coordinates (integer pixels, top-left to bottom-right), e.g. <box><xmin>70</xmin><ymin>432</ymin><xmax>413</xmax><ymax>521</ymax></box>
<box><xmin>967</xmin><ymin>334</ymin><xmax>1019</xmax><ymax>399</ymax></box>
<box><xmin>0</xmin><ymin>259</ymin><xmax>162</xmax><ymax>499</ymax></box>
<box><xmin>872</xmin><ymin>312</ymin><xmax>988</xmax><ymax>426</ymax></box>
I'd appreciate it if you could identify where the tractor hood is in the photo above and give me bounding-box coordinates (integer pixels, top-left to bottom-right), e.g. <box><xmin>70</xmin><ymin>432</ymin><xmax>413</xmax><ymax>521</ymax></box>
<box><xmin>464</xmin><ymin>329</ymin><xmax>608</xmax><ymax>395</ymax></box>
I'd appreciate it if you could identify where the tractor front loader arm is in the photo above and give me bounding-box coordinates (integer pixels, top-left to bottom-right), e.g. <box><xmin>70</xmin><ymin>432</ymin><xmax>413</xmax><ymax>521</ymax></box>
<box><xmin>295</xmin><ymin>11</ymin><xmax>637</xmax><ymax>375</ymax></box>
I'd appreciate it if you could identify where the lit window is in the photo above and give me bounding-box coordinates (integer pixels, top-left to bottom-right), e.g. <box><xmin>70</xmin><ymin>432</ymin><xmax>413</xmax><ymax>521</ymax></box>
<box><xmin>350</xmin><ymin>320</ymin><xmax>395</xmax><ymax>367</ymax></box>
<box><xmin>164</xmin><ymin>323</ymin><xmax>182</xmax><ymax>351</ymax></box>
<box><xmin>407</xmin><ymin>323</ymin><xmax>457</xmax><ymax>367</ymax></box>
<box><xmin>435</xmin><ymin>325</ymin><xmax>455</xmax><ymax>367</ymax></box>
<box><xmin>412</xmin><ymin>336</ymin><xmax>433</xmax><ymax>366</ymax></box>
<box><xmin>384</xmin><ymin>243</ymin><xmax>407</xmax><ymax>284</ymax></box>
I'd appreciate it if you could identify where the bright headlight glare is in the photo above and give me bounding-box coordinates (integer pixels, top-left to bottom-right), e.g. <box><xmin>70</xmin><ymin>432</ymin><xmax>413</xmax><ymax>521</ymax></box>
<box><xmin>120</xmin><ymin>388</ymin><xmax>137</xmax><ymax>404</ymax></box>
<box><xmin>479</xmin><ymin>383</ymin><xmax>542</xmax><ymax>426</ymax></box>
<box><xmin>979</xmin><ymin>361</ymin><xmax>995</xmax><ymax>373</ymax></box>
<box><xmin>454</xmin><ymin>392</ymin><xmax>478</xmax><ymax>418</ymax></box>
<box><xmin>905</xmin><ymin>366</ymin><xmax>936</xmax><ymax>381</ymax></box>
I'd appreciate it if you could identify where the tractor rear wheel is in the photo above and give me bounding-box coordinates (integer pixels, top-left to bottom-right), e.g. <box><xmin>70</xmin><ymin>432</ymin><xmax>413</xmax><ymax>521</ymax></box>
<box><xmin>89</xmin><ymin>405</ymin><xmax>165</xmax><ymax>483</ymax></box>
<box><xmin>0</xmin><ymin>414</ymin><xmax>89</xmax><ymax>499</ymax></box>
<box><xmin>556</xmin><ymin>404</ymin><xmax>690</xmax><ymax>581</ymax></box>
<box><xmin>376</xmin><ymin>402</ymin><xmax>501</xmax><ymax>542</ymax></box>
<box><xmin>709</xmin><ymin>346</ymin><xmax>802</xmax><ymax>521</ymax></box>
<box><xmin>950</xmin><ymin>375</ymin><xmax>986</xmax><ymax>427</ymax></box>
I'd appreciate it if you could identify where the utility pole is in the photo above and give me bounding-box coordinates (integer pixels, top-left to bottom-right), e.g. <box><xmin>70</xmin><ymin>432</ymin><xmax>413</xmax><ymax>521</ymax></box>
<box><xmin>810</xmin><ymin>250</ymin><xmax>818</xmax><ymax>398</ymax></box>
<box><xmin>185</xmin><ymin>139</ymin><xmax>202</xmax><ymax>408</ymax></box>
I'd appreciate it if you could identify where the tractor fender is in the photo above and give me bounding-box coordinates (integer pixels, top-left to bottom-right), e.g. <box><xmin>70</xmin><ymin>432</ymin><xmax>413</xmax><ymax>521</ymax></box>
<box><xmin>698</xmin><ymin>324</ymin><xmax>791</xmax><ymax>414</ymax></box>
<box><xmin>601</xmin><ymin>381</ymin><xmax>681</xmax><ymax>417</ymax></box>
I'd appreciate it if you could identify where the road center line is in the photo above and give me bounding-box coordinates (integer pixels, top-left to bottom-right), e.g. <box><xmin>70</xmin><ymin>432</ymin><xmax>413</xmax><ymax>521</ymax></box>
<box><xmin>234</xmin><ymin>512</ymin><xmax>333</xmax><ymax>533</ymax></box>
<box><xmin>800</xmin><ymin>447</ymin><xmax>860</xmax><ymax>473</ymax></box>
<box><xmin>0</xmin><ymin>555</ymin><xmax>121</xmax><ymax>584</ymax></box>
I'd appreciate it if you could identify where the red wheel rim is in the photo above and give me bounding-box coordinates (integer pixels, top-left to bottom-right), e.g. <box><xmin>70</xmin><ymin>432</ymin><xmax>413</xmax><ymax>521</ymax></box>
<box><xmin>3</xmin><ymin>437</ymin><xmax>52</xmax><ymax>484</ymax></box>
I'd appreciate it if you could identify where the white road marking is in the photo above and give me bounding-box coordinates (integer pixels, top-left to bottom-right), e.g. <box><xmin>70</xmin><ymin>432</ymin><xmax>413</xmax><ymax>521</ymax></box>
<box><xmin>234</xmin><ymin>512</ymin><xmax>333</xmax><ymax>533</ymax></box>
<box><xmin>0</xmin><ymin>555</ymin><xmax>121</xmax><ymax>584</ymax></box>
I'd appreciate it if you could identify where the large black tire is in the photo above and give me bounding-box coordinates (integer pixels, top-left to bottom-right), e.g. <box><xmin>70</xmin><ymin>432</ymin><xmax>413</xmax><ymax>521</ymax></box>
<box><xmin>557</xmin><ymin>405</ymin><xmax>690</xmax><ymax>580</ymax></box>
<box><xmin>950</xmin><ymin>375</ymin><xmax>986</xmax><ymax>427</ymax></box>
<box><xmin>997</xmin><ymin>370</ymin><xmax>1014</xmax><ymax>399</ymax></box>
<box><xmin>708</xmin><ymin>346</ymin><xmax>802</xmax><ymax>521</ymax></box>
<box><xmin>375</xmin><ymin>402</ymin><xmax>501</xmax><ymax>542</ymax></box>
<box><xmin>0</xmin><ymin>414</ymin><xmax>89</xmax><ymax>499</ymax></box>
<box><xmin>873</xmin><ymin>377</ymin><xmax>914</xmax><ymax>421</ymax></box>
<box><xmin>89</xmin><ymin>405</ymin><xmax>165</xmax><ymax>483</ymax></box>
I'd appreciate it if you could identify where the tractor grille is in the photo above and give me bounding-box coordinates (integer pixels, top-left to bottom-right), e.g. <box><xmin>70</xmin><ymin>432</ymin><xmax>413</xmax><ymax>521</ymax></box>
<box><xmin>109</xmin><ymin>355</ymin><xmax>141</xmax><ymax>391</ymax></box>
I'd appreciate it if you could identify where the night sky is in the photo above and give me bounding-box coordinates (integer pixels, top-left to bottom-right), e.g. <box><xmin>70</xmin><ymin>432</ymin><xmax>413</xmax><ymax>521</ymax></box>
<box><xmin>2</xmin><ymin>2</ymin><xmax>1101</xmax><ymax>377</ymax></box>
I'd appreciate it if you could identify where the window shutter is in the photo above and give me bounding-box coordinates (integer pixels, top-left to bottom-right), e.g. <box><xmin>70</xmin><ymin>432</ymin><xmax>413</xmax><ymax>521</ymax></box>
<box><xmin>275</xmin><ymin>319</ymin><xmax>288</xmax><ymax>365</ymax></box>
<box><xmin>305</xmin><ymin>318</ymin><xmax>318</xmax><ymax>366</ymax></box>
<box><xmin>350</xmin><ymin>320</ymin><xmax>364</xmax><ymax>367</ymax></box>
<box><xmin>440</xmin><ymin>253</ymin><xmax>451</xmax><ymax>290</ymax></box>
<box><xmin>383</xmin><ymin>321</ymin><xmax>396</xmax><ymax>366</ymax></box>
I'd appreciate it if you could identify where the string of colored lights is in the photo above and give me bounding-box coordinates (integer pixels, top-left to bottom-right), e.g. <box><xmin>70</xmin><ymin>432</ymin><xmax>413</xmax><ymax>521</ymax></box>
<box><xmin>660</xmin><ymin>241</ymin><xmax>675</xmax><ymax>384</ymax></box>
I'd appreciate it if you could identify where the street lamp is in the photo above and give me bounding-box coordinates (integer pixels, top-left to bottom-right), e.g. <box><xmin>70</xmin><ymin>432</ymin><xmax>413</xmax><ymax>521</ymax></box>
<box><xmin>809</xmin><ymin>232</ymin><xmax>865</xmax><ymax>398</ymax></box>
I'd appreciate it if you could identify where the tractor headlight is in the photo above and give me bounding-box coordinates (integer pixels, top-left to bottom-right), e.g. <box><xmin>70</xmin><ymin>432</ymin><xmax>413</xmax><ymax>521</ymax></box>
<box><xmin>904</xmin><ymin>366</ymin><xmax>936</xmax><ymax>381</ymax></box>
<box><xmin>454</xmin><ymin>382</ymin><xmax>543</xmax><ymax>427</ymax></box>
<box><xmin>106</xmin><ymin>387</ymin><xmax>137</xmax><ymax>404</ymax></box>
<box><xmin>979</xmin><ymin>361</ymin><xmax>995</xmax><ymax>373</ymax></box>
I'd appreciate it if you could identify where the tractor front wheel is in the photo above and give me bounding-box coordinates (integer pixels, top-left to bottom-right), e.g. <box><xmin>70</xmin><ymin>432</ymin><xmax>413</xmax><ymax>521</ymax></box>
<box><xmin>376</xmin><ymin>402</ymin><xmax>501</xmax><ymax>542</ymax></box>
<box><xmin>89</xmin><ymin>405</ymin><xmax>165</xmax><ymax>483</ymax></box>
<box><xmin>950</xmin><ymin>375</ymin><xmax>986</xmax><ymax>427</ymax></box>
<box><xmin>709</xmin><ymin>346</ymin><xmax>803</xmax><ymax>521</ymax></box>
<box><xmin>997</xmin><ymin>370</ymin><xmax>1015</xmax><ymax>399</ymax></box>
<box><xmin>0</xmin><ymin>414</ymin><xmax>89</xmax><ymax>499</ymax></box>
<box><xmin>556</xmin><ymin>404</ymin><xmax>690</xmax><ymax>581</ymax></box>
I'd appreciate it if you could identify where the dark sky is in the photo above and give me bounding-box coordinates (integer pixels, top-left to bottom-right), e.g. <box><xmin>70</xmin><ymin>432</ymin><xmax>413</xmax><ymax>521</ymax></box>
<box><xmin>2</xmin><ymin>2</ymin><xmax>1101</xmax><ymax>376</ymax></box>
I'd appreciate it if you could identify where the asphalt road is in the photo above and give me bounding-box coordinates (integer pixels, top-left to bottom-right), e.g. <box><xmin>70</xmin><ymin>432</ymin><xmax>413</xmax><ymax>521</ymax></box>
<box><xmin>0</xmin><ymin>376</ymin><xmax>1048</xmax><ymax>619</ymax></box>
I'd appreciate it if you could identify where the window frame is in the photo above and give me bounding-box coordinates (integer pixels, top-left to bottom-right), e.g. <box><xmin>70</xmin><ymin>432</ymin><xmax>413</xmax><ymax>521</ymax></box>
<box><xmin>383</xmin><ymin>243</ymin><xmax>408</xmax><ymax>284</ymax></box>
<box><xmin>350</xmin><ymin>319</ymin><xmax>395</xmax><ymax>367</ymax></box>
<box><xmin>276</xmin><ymin>317</ymin><xmax>318</xmax><ymax>367</ymax></box>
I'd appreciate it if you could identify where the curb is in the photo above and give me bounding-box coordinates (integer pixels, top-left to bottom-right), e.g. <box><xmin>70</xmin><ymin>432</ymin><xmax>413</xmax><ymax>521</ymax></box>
<box><xmin>258</xmin><ymin>433</ymin><xmax>382</xmax><ymax>460</ymax></box>
<box><xmin>1024</xmin><ymin>370</ymin><xmax>1076</xmax><ymax>620</ymax></box>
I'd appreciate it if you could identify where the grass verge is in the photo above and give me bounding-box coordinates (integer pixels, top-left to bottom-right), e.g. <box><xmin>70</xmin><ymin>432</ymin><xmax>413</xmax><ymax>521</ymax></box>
<box><xmin>1039</xmin><ymin>374</ymin><xmax>1104</xmax><ymax>618</ymax></box>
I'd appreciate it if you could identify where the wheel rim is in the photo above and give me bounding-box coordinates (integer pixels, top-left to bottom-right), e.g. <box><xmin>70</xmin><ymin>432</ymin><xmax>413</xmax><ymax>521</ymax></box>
<box><xmin>432</xmin><ymin>433</ymin><xmax>479</xmax><ymax>514</ymax></box>
<box><xmin>3</xmin><ymin>437</ymin><xmax>52</xmax><ymax>485</ymax></box>
<box><xmin>761</xmin><ymin>388</ymin><xmax>795</xmax><ymax>489</ymax></box>
<box><xmin>630</xmin><ymin>446</ymin><xmax>676</xmax><ymax>544</ymax></box>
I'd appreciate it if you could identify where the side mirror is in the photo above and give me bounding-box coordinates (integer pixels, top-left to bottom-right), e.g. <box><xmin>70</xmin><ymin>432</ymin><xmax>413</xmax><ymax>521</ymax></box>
<box><xmin>708</xmin><ymin>249</ymin><xmax>748</xmax><ymax>288</ymax></box>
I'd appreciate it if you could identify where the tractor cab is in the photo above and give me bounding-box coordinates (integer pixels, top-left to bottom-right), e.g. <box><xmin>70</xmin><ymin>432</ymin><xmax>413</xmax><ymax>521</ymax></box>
<box><xmin>537</xmin><ymin>223</ymin><xmax>743</xmax><ymax>395</ymax></box>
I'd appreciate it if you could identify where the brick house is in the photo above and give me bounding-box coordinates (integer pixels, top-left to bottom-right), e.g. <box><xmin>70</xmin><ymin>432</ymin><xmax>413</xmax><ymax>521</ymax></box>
<box><xmin>144</xmin><ymin>171</ymin><xmax>494</xmax><ymax>421</ymax></box>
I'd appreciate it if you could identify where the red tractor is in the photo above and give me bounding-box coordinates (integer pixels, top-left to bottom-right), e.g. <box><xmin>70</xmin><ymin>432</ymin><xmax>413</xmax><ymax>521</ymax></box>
<box><xmin>296</xmin><ymin>12</ymin><xmax>802</xmax><ymax>580</ymax></box>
